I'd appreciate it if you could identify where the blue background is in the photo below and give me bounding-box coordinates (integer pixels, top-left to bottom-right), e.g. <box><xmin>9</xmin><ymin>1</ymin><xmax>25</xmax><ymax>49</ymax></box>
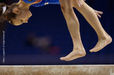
<box><xmin>0</xmin><ymin>0</ymin><xmax>114</xmax><ymax>65</ymax></box>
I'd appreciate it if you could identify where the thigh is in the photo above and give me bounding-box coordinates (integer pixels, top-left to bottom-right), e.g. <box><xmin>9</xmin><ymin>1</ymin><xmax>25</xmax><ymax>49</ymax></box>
<box><xmin>72</xmin><ymin>0</ymin><xmax>85</xmax><ymax>8</ymax></box>
<box><xmin>59</xmin><ymin>0</ymin><xmax>73</xmax><ymax>14</ymax></box>
<box><xmin>59</xmin><ymin>0</ymin><xmax>72</xmax><ymax>8</ymax></box>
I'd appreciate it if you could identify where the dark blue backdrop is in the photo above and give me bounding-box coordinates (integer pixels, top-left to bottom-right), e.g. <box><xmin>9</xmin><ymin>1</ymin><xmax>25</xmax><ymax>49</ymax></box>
<box><xmin>0</xmin><ymin>0</ymin><xmax>114</xmax><ymax>65</ymax></box>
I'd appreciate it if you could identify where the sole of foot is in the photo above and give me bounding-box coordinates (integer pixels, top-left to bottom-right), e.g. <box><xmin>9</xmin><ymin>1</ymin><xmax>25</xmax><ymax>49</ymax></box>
<box><xmin>60</xmin><ymin>50</ymin><xmax>86</xmax><ymax>61</ymax></box>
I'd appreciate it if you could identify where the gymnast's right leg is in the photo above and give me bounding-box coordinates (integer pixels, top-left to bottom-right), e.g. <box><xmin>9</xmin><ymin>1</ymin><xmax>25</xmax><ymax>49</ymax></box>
<box><xmin>59</xmin><ymin>0</ymin><xmax>86</xmax><ymax>61</ymax></box>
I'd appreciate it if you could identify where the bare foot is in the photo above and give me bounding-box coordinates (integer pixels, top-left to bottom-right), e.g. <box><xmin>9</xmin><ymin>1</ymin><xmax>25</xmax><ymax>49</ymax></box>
<box><xmin>90</xmin><ymin>35</ymin><xmax>112</xmax><ymax>52</ymax></box>
<box><xmin>60</xmin><ymin>48</ymin><xmax>86</xmax><ymax>61</ymax></box>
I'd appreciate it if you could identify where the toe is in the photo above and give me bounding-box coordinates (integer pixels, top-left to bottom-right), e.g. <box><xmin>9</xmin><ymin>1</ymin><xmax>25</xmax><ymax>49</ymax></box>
<box><xmin>60</xmin><ymin>56</ymin><xmax>70</xmax><ymax>61</ymax></box>
<box><xmin>90</xmin><ymin>50</ymin><xmax>94</xmax><ymax>52</ymax></box>
<box><xmin>60</xmin><ymin>57</ymin><xmax>64</xmax><ymax>60</ymax></box>
<box><xmin>60</xmin><ymin>57</ymin><xmax>66</xmax><ymax>61</ymax></box>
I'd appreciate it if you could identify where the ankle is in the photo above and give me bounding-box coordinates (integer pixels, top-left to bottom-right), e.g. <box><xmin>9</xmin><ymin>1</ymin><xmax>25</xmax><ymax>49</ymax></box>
<box><xmin>98</xmin><ymin>34</ymin><xmax>111</xmax><ymax>40</ymax></box>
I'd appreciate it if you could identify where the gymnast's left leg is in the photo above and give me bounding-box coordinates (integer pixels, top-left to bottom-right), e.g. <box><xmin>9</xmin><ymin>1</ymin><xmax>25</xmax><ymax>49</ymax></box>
<box><xmin>73</xmin><ymin>0</ymin><xmax>112</xmax><ymax>52</ymax></box>
<box><xmin>59</xmin><ymin>0</ymin><xmax>86</xmax><ymax>61</ymax></box>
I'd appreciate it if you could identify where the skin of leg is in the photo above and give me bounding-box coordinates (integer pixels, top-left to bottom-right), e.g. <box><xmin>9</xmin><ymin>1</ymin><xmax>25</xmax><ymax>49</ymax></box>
<box><xmin>59</xmin><ymin>0</ymin><xmax>86</xmax><ymax>61</ymax></box>
<box><xmin>72</xmin><ymin>0</ymin><xmax>112</xmax><ymax>52</ymax></box>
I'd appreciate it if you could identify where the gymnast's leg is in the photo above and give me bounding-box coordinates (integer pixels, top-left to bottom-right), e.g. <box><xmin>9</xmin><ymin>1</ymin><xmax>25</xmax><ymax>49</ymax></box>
<box><xmin>59</xmin><ymin>0</ymin><xmax>86</xmax><ymax>61</ymax></box>
<box><xmin>73</xmin><ymin>0</ymin><xmax>112</xmax><ymax>52</ymax></box>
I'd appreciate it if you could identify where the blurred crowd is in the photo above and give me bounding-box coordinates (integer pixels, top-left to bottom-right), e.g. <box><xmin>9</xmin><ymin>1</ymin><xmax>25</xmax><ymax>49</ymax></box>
<box><xmin>26</xmin><ymin>33</ymin><xmax>60</xmax><ymax>55</ymax></box>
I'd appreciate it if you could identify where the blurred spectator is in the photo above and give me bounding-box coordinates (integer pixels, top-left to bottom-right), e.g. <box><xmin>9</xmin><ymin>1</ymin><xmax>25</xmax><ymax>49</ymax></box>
<box><xmin>26</xmin><ymin>33</ymin><xmax>60</xmax><ymax>55</ymax></box>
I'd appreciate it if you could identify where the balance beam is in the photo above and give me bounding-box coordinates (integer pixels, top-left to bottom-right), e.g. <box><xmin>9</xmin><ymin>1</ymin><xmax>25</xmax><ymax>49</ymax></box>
<box><xmin>0</xmin><ymin>65</ymin><xmax>114</xmax><ymax>75</ymax></box>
